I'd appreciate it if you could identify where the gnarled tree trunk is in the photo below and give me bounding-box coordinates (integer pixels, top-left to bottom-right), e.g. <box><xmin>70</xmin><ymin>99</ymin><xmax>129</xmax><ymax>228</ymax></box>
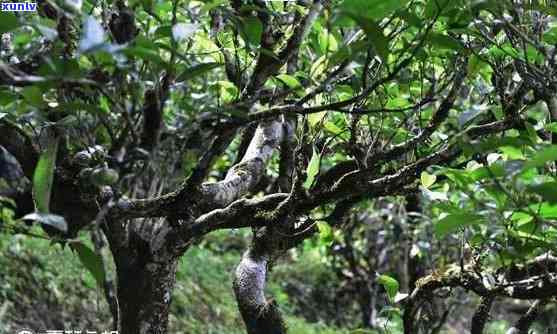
<box><xmin>115</xmin><ymin>256</ymin><xmax>178</xmax><ymax>334</ymax></box>
<box><xmin>105</xmin><ymin>220</ymin><xmax>181</xmax><ymax>334</ymax></box>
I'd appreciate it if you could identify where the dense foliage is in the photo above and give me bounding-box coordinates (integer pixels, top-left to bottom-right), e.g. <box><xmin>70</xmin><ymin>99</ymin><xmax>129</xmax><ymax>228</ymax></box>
<box><xmin>2</xmin><ymin>0</ymin><xmax>557</xmax><ymax>333</ymax></box>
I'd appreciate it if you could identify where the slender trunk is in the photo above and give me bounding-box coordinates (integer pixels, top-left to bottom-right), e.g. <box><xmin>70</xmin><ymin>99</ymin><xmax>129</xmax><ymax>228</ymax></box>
<box><xmin>115</xmin><ymin>254</ymin><xmax>178</xmax><ymax>334</ymax></box>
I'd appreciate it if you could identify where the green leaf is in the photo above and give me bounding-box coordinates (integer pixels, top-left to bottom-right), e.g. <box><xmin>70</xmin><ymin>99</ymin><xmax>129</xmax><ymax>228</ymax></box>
<box><xmin>527</xmin><ymin>182</ymin><xmax>557</xmax><ymax>203</ymax></box>
<box><xmin>324</xmin><ymin>121</ymin><xmax>345</xmax><ymax>137</ymax></box>
<box><xmin>317</xmin><ymin>221</ymin><xmax>334</xmax><ymax>246</ymax></box>
<box><xmin>524</xmin><ymin>121</ymin><xmax>541</xmax><ymax>143</ymax></box>
<box><xmin>276</xmin><ymin>74</ymin><xmax>302</xmax><ymax>89</ymax></box>
<box><xmin>0</xmin><ymin>12</ymin><xmax>19</xmax><ymax>34</ymax></box>
<box><xmin>428</xmin><ymin>33</ymin><xmax>462</xmax><ymax>51</ymax></box>
<box><xmin>0</xmin><ymin>91</ymin><xmax>17</xmax><ymax>106</ymax></box>
<box><xmin>124</xmin><ymin>46</ymin><xmax>165</xmax><ymax>65</ymax></box>
<box><xmin>398</xmin><ymin>10</ymin><xmax>421</xmax><ymax>27</ymax></box>
<box><xmin>421</xmin><ymin>171</ymin><xmax>436</xmax><ymax>189</ymax></box>
<box><xmin>215</xmin><ymin>81</ymin><xmax>239</xmax><ymax>103</ymax></box>
<box><xmin>90</xmin><ymin>167</ymin><xmax>119</xmax><ymax>186</ymax></box>
<box><xmin>176</xmin><ymin>62</ymin><xmax>221</xmax><ymax>82</ymax></box>
<box><xmin>523</xmin><ymin>145</ymin><xmax>557</xmax><ymax>171</ymax></box>
<box><xmin>467</xmin><ymin>54</ymin><xmax>489</xmax><ymax>78</ymax></box>
<box><xmin>318</xmin><ymin>29</ymin><xmax>338</xmax><ymax>53</ymax></box>
<box><xmin>22</xmin><ymin>213</ymin><xmax>68</xmax><ymax>233</ymax></box>
<box><xmin>545</xmin><ymin>122</ymin><xmax>557</xmax><ymax>134</ymax></box>
<box><xmin>435</xmin><ymin>213</ymin><xmax>485</xmax><ymax>236</ymax></box>
<box><xmin>154</xmin><ymin>25</ymin><xmax>172</xmax><ymax>39</ymax></box>
<box><xmin>342</xmin><ymin>0</ymin><xmax>409</xmax><ymax>20</ymax></box>
<box><xmin>71</xmin><ymin>242</ymin><xmax>106</xmax><ymax>286</ymax></box>
<box><xmin>304</xmin><ymin>147</ymin><xmax>320</xmax><ymax>189</ymax></box>
<box><xmin>350</xmin><ymin>17</ymin><xmax>389</xmax><ymax>60</ymax></box>
<box><xmin>241</xmin><ymin>16</ymin><xmax>263</xmax><ymax>46</ymax></box>
<box><xmin>530</xmin><ymin>202</ymin><xmax>557</xmax><ymax>219</ymax></box>
<box><xmin>308</xmin><ymin>112</ymin><xmax>326</xmax><ymax>128</ymax></box>
<box><xmin>424</xmin><ymin>0</ymin><xmax>453</xmax><ymax>18</ymax></box>
<box><xmin>32</xmin><ymin>132</ymin><xmax>59</xmax><ymax>213</ymax></box>
<box><xmin>199</xmin><ymin>0</ymin><xmax>226</xmax><ymax>13</ymax></box>
<box><xmin>377</xmin><ymin>274</ymin><xmax>399</xmax><ymax>303</ymax></box>
<box><xmin>543</xmin><ymin>26</ymin><xmax>557</xmax><ymax>44</ymax></box>
<box><xmin>21</xmin><ymin>86</ymin><xmax>45</xmax><ymax>107</ymax></box>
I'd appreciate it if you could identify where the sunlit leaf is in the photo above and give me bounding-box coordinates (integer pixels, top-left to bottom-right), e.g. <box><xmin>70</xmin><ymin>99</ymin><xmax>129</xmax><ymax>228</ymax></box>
<box><xmin>276</xmin><ymin>74</ymin><xmax>302</xmax><ymax>89</ymax></box>
<box><xmin>377</xmin><ymin>274</ymin><xmax>399</xmax><ymax>303</ymax></box>
<box><xmin>420</xmin><ymin>171</ymin><xmax>436</xmax><ymax>189</ymax></box>
<box><xmin>317</xmin><ymin>221</ymin><xmax>334</xmax><ymax>246</ymax></box>
<box><xmin>304</xmin><ymin>147</ymin><xmax>320</xmax><ymax>189</ymax></box>
<box><xmin>32</xmin><ymin>132</ymin><xmax>59</xmax><ymax>213</ymax></box>
<box><xmin>22</xmin><ymin>212</ymin><xmax>67</xmax><ymax>233</ymax></box>
<box><xmin>308</xmin><ymin>112</ymin><xmax>326</xmax><ymax>128</ymax></box>
<box><xmin>215</xmin><ymin>81</ymin><xmax>239</xmax><ymax>103</ymax></box>
<box><xmin>318</xmin><ymin>29</ymin><xmax>338</xmax><ymax>53</ymax></box>
<box><xmin>530</xmin><ymin>202</ymin><xmax>557</xmax><ymax>219</ymax></box>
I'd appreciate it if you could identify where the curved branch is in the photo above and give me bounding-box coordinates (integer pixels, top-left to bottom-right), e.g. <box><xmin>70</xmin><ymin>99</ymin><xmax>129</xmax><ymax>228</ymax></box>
<box><xmin>199</xmin><ymin>120</ymin><xmax>284</xmax><ymax>209</ymax></box>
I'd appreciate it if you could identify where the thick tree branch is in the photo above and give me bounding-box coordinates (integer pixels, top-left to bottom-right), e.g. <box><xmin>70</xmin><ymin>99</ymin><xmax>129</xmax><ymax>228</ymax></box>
<box><xmin>199</xmin><ymin>120</ymin><xmax>284</xmax><ymax>209</ymax></box>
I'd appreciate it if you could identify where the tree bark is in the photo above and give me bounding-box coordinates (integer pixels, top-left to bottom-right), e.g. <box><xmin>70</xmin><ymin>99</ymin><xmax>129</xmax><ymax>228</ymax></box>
<box><xmin>115</xmin><ymin>255</ymin><xmax>178</xmax><ymax>334</ymax></box>
<box><xmin>111</xmin><ymin>227</ymin><xmax>179</xmax><ymax>334</ymax></box>
<box><xmin>233</xmin><ymin>248</ymin><xmax>286</xmax><ymax>334</ymax></box>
